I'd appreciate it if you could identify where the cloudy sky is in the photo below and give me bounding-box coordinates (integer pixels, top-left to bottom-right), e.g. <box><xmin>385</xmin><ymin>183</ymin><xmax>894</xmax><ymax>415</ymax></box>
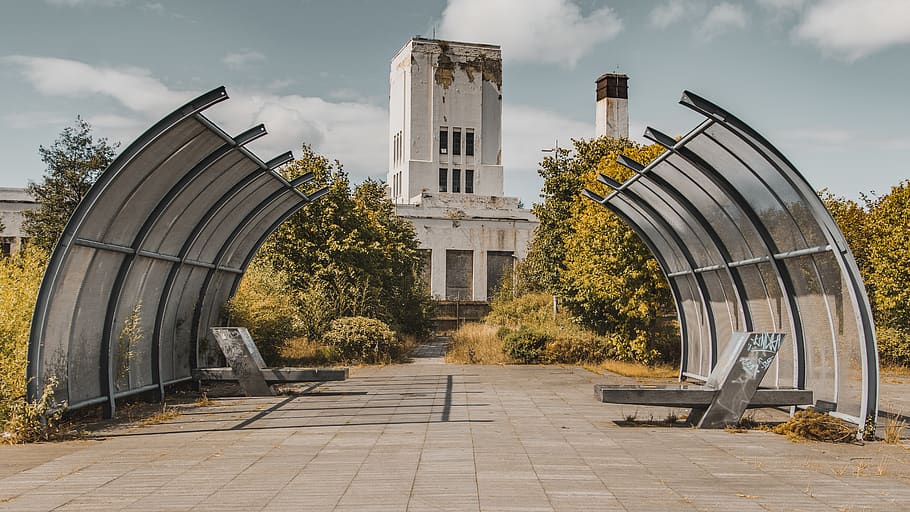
<box><xmin>1</xmin><ymin>0</ymin><xmax>909</xmax><ymax>205</ymax></box>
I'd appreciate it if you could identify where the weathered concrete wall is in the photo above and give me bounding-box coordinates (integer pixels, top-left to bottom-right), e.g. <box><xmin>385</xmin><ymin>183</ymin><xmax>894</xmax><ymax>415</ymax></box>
<box><xmin>0</xmin><ymin>187</ymin><xmax>37</xmax><ymax>255</ymax></box>
<box><xmin>595</xmin><ymin>97</ymin><xmax>629</xmax><ymax>139</ymax></box>
<box><xmin>389</xmin><ymin>38</ymin><xmax>503</xmax><ymax>203</ymax></box>
<box><xmin>397</xmin><ymin>195</ymin><xmax>537</xmax><ymax>301</ymax></box>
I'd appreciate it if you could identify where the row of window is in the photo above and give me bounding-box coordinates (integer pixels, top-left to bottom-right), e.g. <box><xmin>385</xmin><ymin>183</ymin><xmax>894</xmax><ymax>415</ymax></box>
<box><xmin>391</xmin><ymin>171</ymin><xmax>402</xmax><ymax>199</ymax></box>
<box><xmin>439</xmin><ymin>168</ymin><xmax>474</xmax><ymax>194</ymax></box>
<box><xmin>439</xmin><ymin>127</ymin><xmax>474</xmax><ymax>156</ymax></box>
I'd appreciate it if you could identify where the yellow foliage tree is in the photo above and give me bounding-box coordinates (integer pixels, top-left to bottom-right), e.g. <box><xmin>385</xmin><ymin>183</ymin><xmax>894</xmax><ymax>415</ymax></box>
<box><xmin>560</xmin><ymin>142</ymin><xmax>676</xmax><ymax>363</ymax></box>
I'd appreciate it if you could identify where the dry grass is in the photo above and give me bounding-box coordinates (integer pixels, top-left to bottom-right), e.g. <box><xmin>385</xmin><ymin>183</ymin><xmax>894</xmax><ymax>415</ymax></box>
<box><xmin>772</xmin><ymin>409</ymin><xmax>857</xmax><ymax>443</ymax></box>
<box><xmin>277</xmin><ymin>337</ymin><xmax>336</xmax><ymax>366</ymax></box>
<box><xmin>884</xmin><ymin>416</ymin><xmax>907</xmax><ymax>444</ymax></box>
<box><xmin>595</xmin><ymin>359</ymin><xmax>678</xmax><ymax>378</ymax></box>
<box><xmin>136</xmin><ymin>404</ymin><xmax>180</xmax><ymax>427</ymax></box>
<box><xmin>446</xmin><ymin>323</ymin><xmax>511</xmax><ymax>364</ymax></box>
<box><xmin>882</xmin><ymin>365</ymin><xmax>910</xmax><ymax>376</ymax></box>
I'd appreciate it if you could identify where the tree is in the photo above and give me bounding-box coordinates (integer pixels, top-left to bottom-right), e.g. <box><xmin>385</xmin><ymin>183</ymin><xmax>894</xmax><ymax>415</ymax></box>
<box><xmin>22</xmin><ymin>117</ymin><xmax>118</xmax><ymax>252</ymax></box>
<box><xmin>560</xmin><ymin>142</ymin><xmax>676</xmax><ymax>361</ymax></box>
<box><xmin>524</xmin><ymin>137</ymin><xmax>638</xmax><ymax>292</ymax></box>
<box><xmin>256</xmin><ymin>144</ymin><xmax>432</xmax><ymax>337</ymax></box>
<box><xmin>865</xmin><ymin>181</ymin><xmax>910</xmax><ymax>333</ymax></box>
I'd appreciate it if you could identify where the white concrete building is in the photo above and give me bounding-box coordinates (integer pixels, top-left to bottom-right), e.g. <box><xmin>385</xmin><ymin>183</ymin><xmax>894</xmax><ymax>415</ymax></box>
<box><xmin>388</xmin><ymin>38</ymin><xmax>537</xmax><ymax>301</ymax></box>
<box><xmin>0</xmin><ymin>187</ymin><xmax>37</xmax><ymax>256</ymax></box>
<box><xmin>595</xmin><ymin>73</ymin><xmax>629</xmax><ymax>139</ymax></box>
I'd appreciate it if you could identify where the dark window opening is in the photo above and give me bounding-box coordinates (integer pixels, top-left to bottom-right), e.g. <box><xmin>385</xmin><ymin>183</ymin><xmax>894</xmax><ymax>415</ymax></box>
<box><xmin>452</xmin><ymin>168</ymin><xmax>461</xmax><ymax>193</ymax></box>
<box><xmin>465</xmin><ymin>169</ymin><xmax>474</xmax><ymax>194</ymax></box>
<box><xmin>439</xmin><ymin>128</ymin><xmax>448</xmax><ymax>154</ymax></box>
<box><xmin>438</xmin><ymin>168</ymin><xmax>447</xmax><ymax>192</ymax></box>
<box><xmin>466</xmin><ymin>131</ymin><xmax>474</xmax><ymax>156</ymax></box>
<box><xmin>453</xmin><ymin>129</ymin><xmax>461</xmax><ymax>156</ymax></box>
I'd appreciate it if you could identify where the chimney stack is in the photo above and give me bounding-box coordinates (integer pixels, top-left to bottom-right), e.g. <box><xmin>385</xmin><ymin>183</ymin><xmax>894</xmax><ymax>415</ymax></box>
<box><xmin>595</xmin><ymin>73</ymin><xmax>629</xmax><ymax>139</ymax></box>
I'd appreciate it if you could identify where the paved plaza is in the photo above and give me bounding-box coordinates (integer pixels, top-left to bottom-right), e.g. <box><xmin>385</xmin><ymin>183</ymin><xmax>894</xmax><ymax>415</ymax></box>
<box><xmin>2</xmin><ymin>340</ymin><xmax>909</xmax><ymax>511</ymax></box>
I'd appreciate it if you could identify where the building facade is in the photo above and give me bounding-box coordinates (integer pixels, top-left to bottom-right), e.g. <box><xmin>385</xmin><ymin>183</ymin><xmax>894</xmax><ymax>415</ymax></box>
<box><xmin>595</xmin><ymin>73</ymin><xmax>629</xmax><ymax>139</ymax></box>
<box><xmin>388</xmin><ymin>38</ymin><xmax>537</xmax><ymax>301</ymax></box>
<box><xmin>0</xmin><ymin>187</ymin><xmax>37</xmax><ymax>256</ymax></box>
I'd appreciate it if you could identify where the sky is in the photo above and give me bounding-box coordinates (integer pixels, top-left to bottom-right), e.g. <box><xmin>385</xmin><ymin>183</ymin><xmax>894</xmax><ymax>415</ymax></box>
<box><xmin>1</xmin><ymin>0</ymin><xmax>909</xmax><ymax>206</ymax></box>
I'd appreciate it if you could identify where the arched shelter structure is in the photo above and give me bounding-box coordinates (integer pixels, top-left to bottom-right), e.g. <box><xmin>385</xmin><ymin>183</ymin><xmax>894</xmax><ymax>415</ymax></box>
<box><xmin>27</xmin><ymin>87</ymin><xmax>328</xmax><ymax>417</ymax></box>
<box><xmin>583</xmin><ymin>91</ymin><xmax>878</xmax><ymax>426</ymax></box>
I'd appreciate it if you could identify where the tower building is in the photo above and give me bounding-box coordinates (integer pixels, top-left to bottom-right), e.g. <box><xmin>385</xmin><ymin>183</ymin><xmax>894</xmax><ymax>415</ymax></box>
<box><xmin>388</xmin><ymin>38</ymin><xmax>537</xmax><ymax>302</ymax></box>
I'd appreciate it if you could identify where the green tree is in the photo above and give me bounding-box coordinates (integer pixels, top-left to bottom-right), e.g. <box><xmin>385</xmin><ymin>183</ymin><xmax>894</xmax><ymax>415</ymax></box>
<box><xmin>256</xmin><ymin>144</ymin><xmax>432</xmax><ymax>337</ymax></box>
<box><xmin>560</xmin><ymin>142</ymin><xmax>676</xmax><ymax>361</ymax></box>
<box><xmin>22</xmin><ymin>117</ymin><xmax>118</xmax><ymax>252</ymax></box>
<box><xmin>524</xmin><ymin>137</ymin><xmax>638</xmax><ymax>292</ymax></box>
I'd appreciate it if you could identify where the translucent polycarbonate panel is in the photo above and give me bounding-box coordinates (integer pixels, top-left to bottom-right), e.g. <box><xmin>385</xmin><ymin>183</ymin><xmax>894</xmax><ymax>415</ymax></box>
<box><xmin>158</xmin><ymin>264</ymin><xmax>195</xmax><ymax>383</ymax></box>
<box><xmin>685</xmin><ymin>133</ymin><xmax>809</xmax><ymax>253</ymax></box>
<box><xmin>611</xmin><ymin>196</ymin><xmax>687</xmax><ymax>274</ymax></box>
<box><xmin>627</xmin><ymin>180</ymin><xmax>719</xmax><ymax>268</ymax></box>
<box><xmin>78</xmin><ymin>119</ymin><xmax>208</xmax><ymax>243</ymax></box>
<box><xmin>814</xmin><ymin>251</ymin><xmax>864</xmax><ymax>420</ymax></box>
<box><xmin>112</xmin><ymin>257</ymin><xmax>170</xmax><ymax>392</ymax></box>
<box><xmin>67</xmin><ymin>250</ymin><xmax>125</xmax><ymax>405</ymax></box>
<box><xmin>784</xmin><ymin>254</ymin><xmax>837</xmax><ymax>406</ymax></box>
<box><xmin>198</xmin><ymin>270</ymin><xmax>234</xmax><ymax>345</ymax></box>
<box><xmin>703</xmin><ymin>269</ymin><xmax>738</xmax><ymax>360</ymax></box>
<box><xmin>39</xmin><ymin>245</ymin><xmax>96</xmax><ymax>405</ymax></box>
<box><xmin>102</xmin><ymin>132</ymin><xmax>225</xmax><ymax>247</ymax></box>
<box><xmin>651</xmin><ymin>159</ymin><xmax>755</xmax><ymax>263</ymax></box>
<box><xmin>222</xmin><ymin>193</ymin><xmax>300</xmax><ymax>269</ymax></box>
<box><xmin>143</xmin><ymin>151</ymin><xmax>251</xmax><ymax>254</ymax></box>
<box><xmin>186</xmin><ymin>177</ymin><xmax>283</xmax><ymax>263</ymax></box>
<box><xmin>705</xmin><ymin>123</ymin><xmax>829</xmax><ymax>250</ymax></box>
<box><xmin>674</xmin><ymin>273</ymin><xmax>709</xmax><ymax>379</ymax></box>
<box><xmin>168</xmin><ymin>266</ymin><xmax>211</xmax><ymax>371</ymax></box>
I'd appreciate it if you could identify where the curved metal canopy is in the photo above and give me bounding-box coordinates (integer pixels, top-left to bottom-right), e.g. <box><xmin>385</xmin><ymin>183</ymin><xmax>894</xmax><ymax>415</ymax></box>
<box><xmin>583</xmin><ymin>91</ymin><xmax>878</xmax><ymax>425</ymax></box>
<box><xmin>27</xmin><ymin>87</ymin><xmax>328</xmax><ymax>416</ymax></box>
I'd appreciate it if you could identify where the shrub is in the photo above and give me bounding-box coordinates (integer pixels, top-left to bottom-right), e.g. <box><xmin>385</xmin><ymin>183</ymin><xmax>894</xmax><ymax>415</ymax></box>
<box><xmin>1</xmin><ymin>247</ymin><xmax>67</xmax><ymax>444</ymax></box>
<box><xmin>226</xmin><ymin>259</ymin><xmax>301</xmax><ymax>363</ymax></box>
<box><xmin>447</xmin><ymin>323</ymin><xmax>509</xmax><ymax>364</ymax></box>
<box><xmin>501</xmin><ymin>327</ymin><xmax>552</xmax><ymax>364</ymax></box>
<box><xmin>877</xmin><ymin>326</ymin><xmax>910</xmax><ymax>367</ymax></box>
<box><xmin>322</xmin><ymin>316</ymin><xmax>401</xmax><ymax>364</ymax></box>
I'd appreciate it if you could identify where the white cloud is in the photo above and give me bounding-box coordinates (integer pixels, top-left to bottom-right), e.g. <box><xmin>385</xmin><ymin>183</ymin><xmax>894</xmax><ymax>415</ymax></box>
<box><xmin>3</xmin><ymin>55</ymin><xmax>388</xmax><ymax>182</ymax></box>
<box><xmin>222</xmin><ymin>50</ymin><xmax>266</xmax><ymax>71</ymax></box>
<box><xmin>2</xmin><ymin>56</ymin><xmax>186</xmax><ymax>114</ymax></box>
<box><xmin>649</xmin><ymin>0</ymin><xmax>691</xmax><ymax>30</ymax></box>
<box><xmin>501</xmin><ymin>103</ymin><xmax>592</xmax><ymax>202</ymax></box>
<box><xmin>697</xmin><ymin>2</ymin><xmax>748</xmax><ymax>42</ymax></box>
<box><xmin>793</xmin><ymin>0</ymin><xmax>910</xmax><ymax>61</ymax></box>
<box><xmin>438</xmin><ymin>0</ymin><xmax>622</xmax><ymax>67</ymax></box>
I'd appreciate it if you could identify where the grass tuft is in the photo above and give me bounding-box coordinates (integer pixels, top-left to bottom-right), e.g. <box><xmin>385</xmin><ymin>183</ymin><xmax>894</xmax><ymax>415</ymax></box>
<box><xmin>772</xmin><ymin>409</ymin><xmax>857</xmax><ymax>443</ymax></box>
<box><xmin>446</xmin><ymin>323</ymin><xmax>510</xmax><ymax>365</ymax></box>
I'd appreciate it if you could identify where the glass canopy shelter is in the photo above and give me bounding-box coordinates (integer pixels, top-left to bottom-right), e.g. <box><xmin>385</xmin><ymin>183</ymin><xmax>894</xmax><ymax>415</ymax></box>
<box><xmin>583</xmin><ymin>91</ymin><xmax>878</xmax><ymax>426</ymax></box>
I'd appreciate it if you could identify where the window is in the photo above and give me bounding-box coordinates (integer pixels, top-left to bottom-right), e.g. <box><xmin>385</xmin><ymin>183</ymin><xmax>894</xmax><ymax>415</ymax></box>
<box><xmin>465</xmin><ymin>169</ymin><xmax>474</xmax><ymax>194</ymax></box>
<box><xmin>393</xmin><ymin>133</ymin><xmax>398</xmax><ymax>165</ymax></box>
<box><xmin>465</xmin><ymin>130</ymin><xmax>474</xmax><ymax>156</ymax></box>
<box><xmin>452</xmin><ymin>128</ymin><xmax>461</xmax><ymax>156</ymax></box>
<box><xmin>438</xmin><ymin>168</ymin><xmax>447</xmax><ymax>192</ymax></box>
<box><xmin>452</xmin><ymin>168</ymin><xmax>461</xmax><ymax>193</ymax></box>
<box><xmin>439</xmin><ymin>128</ymin><xmax>448</xmax><ymax>154</ymax></box>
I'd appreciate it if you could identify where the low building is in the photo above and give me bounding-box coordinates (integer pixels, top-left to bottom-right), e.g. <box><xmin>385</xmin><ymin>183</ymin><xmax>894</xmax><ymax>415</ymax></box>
<box><xmin>388</xmin><ymin>38</ymin><xmax>538</xmax><ymax>301</ymax></box>
<box><xmin>0</xmin><ymin>187</ymin><xmax>37</xmax><ymax>256</ymax></box>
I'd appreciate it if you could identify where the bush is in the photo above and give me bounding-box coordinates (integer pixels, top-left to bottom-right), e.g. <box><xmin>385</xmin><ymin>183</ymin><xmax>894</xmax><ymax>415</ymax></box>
<box><xmin>226</xmin><ymin>260</ymin><xmax>301</xmax><ymax>363</ymax></box>
<box><xmin>1</xmin><ymin>247</ymin><xmax>67</xmax><ymax>444</ymax></box>
<box><xmin>501</xmin><ymin>327</ymin><xmax>552</xmax><ymax>364</ymax></box>
<box><xmin>447</xmin><ymin>323</ymin><xmax>509</xmax><ymax>364</ymax></box>
<box><xmin>322</xmin><ymin>316</ymin><xmax>402</xmax><ymax>364</ymax></box>
<box><xmin>877</xmin><ymin>326</ymin><xmax>910</xmax><ymax>367</ymax></box>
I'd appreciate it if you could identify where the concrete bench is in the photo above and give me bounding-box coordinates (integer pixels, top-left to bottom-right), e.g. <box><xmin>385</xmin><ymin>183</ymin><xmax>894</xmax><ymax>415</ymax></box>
<box><xmin>192</xmin><ymin>327</ymin><xmax>348</xmax><ymax>396</ymax></box>
<box><xmin>595</xmin><ymin>332</ymin><xmax>813</xmax><ymax>428</ymax></box>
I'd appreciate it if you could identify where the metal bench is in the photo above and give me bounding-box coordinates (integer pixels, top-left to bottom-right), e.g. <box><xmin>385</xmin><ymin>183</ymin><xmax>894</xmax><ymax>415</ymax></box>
<box><xmin>192</xmin><ymin>327</ymin><xmax>348</xmax><ymax>396</ymax></box>
<box><xmin>595</xmin><ymin>332</ymin><xmax>813</xmax><ymax>428</ymax></box>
